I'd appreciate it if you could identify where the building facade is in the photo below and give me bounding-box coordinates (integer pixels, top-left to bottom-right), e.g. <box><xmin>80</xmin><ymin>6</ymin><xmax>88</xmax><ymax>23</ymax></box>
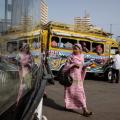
<box><xmin>74</xmin><ymin>14</ymin><xmax>91</xmax><ymax>31</ymax></box>
<box><xmin>0</xmin><ymin>0</ymin><xmax>12</xmax><ymax>33</ymax></box>
<box><xmin>11</xmin><ymin>0</ymin><xmax>48</xmax><ymax>28</ymax></box>
<box><xmin>11</xmin><ymin>0</ymin><xmax>31</xmax><ymax>27</ymax></box>
<box><xmin>40</xmin><ymin>0</ymin><xmax>48</xmax><ymax>25</ymax></box>
<box><xmin>0</xmin><ymin>0</ymin><xmax>48</xmax><ymax>32</ymax></box>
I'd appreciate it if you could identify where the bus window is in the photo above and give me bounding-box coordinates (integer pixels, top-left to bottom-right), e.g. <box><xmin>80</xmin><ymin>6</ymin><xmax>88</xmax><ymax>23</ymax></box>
<box><xmin>7</xmin><ymin>41</ymin><xmax>18</xmax><ymax>53</ymax></box>
<box><xmin>61</xmin><ymin>38</ymin><xmax>77</xmax><ymax>49</ymax></box>
<box><xmin>79</xmin><ymin>41</ymin><xmax>90</xmax><ymax>53</ymax></box>
<box><xmin>29</xmin><ymin>36</ymin><xmax>41</xmax><ymax>49</ymax></box>
<box><xmin>111</xmin><ymin>47</ymin><xmax>118</xmax><ymax>55</ymax></box>
<box><xmin>92</xmin><ymin>43</ymin><xmax>104</xmax><ymax>55</ymax></box>
<box><xmin>51</xmin><ymin>36</ymin><xmax>59</xmax><ymax>48</ymax></box>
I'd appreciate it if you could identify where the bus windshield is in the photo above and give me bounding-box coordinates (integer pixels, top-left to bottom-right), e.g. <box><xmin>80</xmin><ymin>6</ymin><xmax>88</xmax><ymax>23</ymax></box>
<box><xmin>111</xmin><ymin>47</ymin><xmax>118</xmax><ymax>55</ymax></box>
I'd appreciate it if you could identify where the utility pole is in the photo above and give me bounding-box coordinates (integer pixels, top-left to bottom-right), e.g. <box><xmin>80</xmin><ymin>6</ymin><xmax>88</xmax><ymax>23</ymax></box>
<box><xmin>5</xmin><ymin>0</ymin><xmax>8</xmax><ymax>31</ymax></box>
<box><xmin>110</xmin><ymin>24</ymin><xmax>112</xmax><ymax>38</ymax></box>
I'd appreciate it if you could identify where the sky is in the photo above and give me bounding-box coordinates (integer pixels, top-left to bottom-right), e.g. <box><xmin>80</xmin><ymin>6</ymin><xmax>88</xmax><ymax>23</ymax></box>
<box><xmin>47</xmin><ymin>0</ymin><xmax>120</xmax><ymax>38</ymax></box>
<box><xmin>0</xmin><ymin>0</ymin><xmax>120</xmax><ymax>38</ymax></box>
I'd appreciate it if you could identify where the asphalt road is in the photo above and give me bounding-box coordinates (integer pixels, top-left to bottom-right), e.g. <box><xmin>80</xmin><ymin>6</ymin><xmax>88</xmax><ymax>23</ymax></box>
<box><xmin>43</xmin><ymin>80</ymin><xmax>120</xmax><ymax>120</ymax></box>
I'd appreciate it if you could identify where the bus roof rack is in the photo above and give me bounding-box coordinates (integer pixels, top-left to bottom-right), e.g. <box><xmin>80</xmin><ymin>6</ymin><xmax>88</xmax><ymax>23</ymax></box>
<box><xmin>43</xmin><ymin>21</ymin><xmax>113</xmax><ymax>37</ymax></box>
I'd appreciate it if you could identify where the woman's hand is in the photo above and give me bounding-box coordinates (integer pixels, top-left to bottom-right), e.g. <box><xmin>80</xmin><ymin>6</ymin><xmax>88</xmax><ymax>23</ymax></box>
<box><xmin>73</xmin><ymin>64</ymin><xmax>80</xmax><ymax>68</ymax></box>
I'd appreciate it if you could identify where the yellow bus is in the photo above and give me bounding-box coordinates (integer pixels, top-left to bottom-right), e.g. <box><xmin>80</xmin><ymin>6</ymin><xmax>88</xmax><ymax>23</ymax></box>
<box><xmin>42</xmin><ymin>21</ymin><xmax>119</xmax><ymax>80</ymax></box>
<box><xmin>0</xmin><ymin>21</ymin><xmax>119</xmax><ymax>81</ymax></box>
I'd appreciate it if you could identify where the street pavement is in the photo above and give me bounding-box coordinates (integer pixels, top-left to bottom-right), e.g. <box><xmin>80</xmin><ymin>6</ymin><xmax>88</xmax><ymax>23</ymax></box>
<box><xmin>43</xmin><ymin>79</ymin><xmax>120</xmax><ymax>120</ymax></box>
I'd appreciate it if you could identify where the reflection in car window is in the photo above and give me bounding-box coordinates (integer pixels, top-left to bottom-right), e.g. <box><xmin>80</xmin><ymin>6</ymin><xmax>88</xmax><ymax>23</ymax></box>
<box><xmin>7</xmin><ymin>41</ymin><xmax>18</xmax><ymax>53</ymax></box>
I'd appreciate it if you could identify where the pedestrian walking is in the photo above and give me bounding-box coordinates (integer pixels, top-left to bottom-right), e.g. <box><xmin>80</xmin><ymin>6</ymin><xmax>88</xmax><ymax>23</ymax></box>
<box><xmin>63</xmin><ymin>44</ymin><xmax>92</xmax><ymax>117</ymax></box>
<box><xmin>112</xmin><ymin>50</ymin><xmax>120</xmax><ymax>83</ymax></box>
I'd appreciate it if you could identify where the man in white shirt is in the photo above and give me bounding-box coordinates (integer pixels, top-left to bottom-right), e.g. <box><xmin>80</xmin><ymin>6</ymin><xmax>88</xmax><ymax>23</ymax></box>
<box><xmin>112</xmin><ymin>50</ymin><xmax>120</xmax><ymax>83</ymax></box>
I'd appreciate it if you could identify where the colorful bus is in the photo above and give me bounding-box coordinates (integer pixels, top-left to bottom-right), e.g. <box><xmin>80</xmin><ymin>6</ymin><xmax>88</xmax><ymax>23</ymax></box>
<box><xmin>0</xmin><ymin>22</ymin><xmax>119</xmax><ymax>81</ymax></box>
<box><xmin>42</xmin><ymin>22</ymin><xmax>119</xmax><ymax>80</ymax></box>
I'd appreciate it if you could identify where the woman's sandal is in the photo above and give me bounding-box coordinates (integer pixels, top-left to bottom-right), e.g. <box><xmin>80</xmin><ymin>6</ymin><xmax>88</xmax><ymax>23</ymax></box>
<box><xmin>83</xmin><ymin>111</ymin><xmax>93</xmax><ymax>117</ymax></box>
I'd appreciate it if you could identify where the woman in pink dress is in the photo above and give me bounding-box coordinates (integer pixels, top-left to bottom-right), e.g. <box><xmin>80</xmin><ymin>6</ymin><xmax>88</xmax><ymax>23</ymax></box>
<box><xmin>63</xmin><ymin>44</ymin><xmax>92</xmax><ymax>117</ymax></box>
<box><xmin>17</xmin><ymin>43</ymin><xmax>34</xmax><ymax>104</ymax></box>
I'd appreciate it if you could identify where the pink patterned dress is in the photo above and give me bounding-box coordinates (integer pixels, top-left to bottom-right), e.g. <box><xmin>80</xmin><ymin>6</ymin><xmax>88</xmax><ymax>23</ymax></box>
<box><xmin>17</xmin><ymin>52</ymin><xmax>33</xmax><ymax>103</ymax></box>
<box><xmin>19</xmin><ymin>52</ymin><xmax>34</xmax><ymax>89</ymax></box>
<box><xmin>64</xmin><ymin>54</ymin><xmax>87</xmax><ymax>109</ymax></box>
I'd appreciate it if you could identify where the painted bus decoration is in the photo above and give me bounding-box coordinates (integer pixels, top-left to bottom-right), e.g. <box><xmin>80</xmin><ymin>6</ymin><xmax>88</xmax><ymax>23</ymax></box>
<box><xmin>0</xmin><ymin>21</ymin><xmax>119</xmax><ymax>80</ymax></box>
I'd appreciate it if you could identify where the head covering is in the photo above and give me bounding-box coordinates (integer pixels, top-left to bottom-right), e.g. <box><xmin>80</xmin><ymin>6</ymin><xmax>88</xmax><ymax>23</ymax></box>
<box><xmin>22</xmin><ymin>43</ymin><xmax>29</xmax><ymax>49</ymax></box>
<box><xmin>82</xmin><ymin>42</ymin><xmax>87</xmax><ymax>46</ymax></box>
<box><xmin>20</xmin><ymin>43</ymin><xmax>30</xmax><ymax>52</ymax></box>
<box><xmin>73</xmin><ymin>44</ymin><xmax>82</xmax><ymax>51</ymax></box>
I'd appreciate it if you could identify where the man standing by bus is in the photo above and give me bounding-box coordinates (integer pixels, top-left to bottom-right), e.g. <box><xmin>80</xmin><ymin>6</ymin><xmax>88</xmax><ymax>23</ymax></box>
<box><xmin>112</xmin><ymin>50</ymin><xmax>120</xmax><ymax>83</ymax></box>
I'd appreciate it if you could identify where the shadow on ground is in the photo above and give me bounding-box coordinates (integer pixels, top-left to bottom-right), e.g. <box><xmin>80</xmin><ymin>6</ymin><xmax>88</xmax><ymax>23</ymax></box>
<box><xmin>43</xmin><ymin>97</ymin><xmax>80</xmax><ymax>115</ymax></box>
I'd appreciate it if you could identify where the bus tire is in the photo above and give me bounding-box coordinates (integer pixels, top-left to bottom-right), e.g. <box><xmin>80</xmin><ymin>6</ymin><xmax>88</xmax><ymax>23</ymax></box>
<box><xmin>104</xmin><ymin>69</ymin><xmax>113</xmax><ymax>82</ymax></box>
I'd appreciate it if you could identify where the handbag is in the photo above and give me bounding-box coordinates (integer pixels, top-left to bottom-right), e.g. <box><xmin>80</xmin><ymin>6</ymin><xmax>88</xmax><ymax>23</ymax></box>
<box><xmin>59</xmin><ymin>66</ymin><xmax>73</xmax><ymax>87</ymax></box>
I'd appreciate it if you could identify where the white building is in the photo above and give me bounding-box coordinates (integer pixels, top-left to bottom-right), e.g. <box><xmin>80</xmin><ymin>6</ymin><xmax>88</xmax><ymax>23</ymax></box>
<box><xmin>11</xmin><ymin>0</ymin><xmax>48</xmax><ymax>28</ymax></box>
<box><xmin>0</xmin><ymin>0</ymin><xmax>12</xmax><ymax>32</ymax></box>
<box><xmin>40</xmin><ymin>0</ymin><xmax>48</xmax><ymax>25</ymax></box>
<box><xmin>74</xmin><ymin>14</ymin><xmax>91</xmax><ymax>31</ymax></box>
